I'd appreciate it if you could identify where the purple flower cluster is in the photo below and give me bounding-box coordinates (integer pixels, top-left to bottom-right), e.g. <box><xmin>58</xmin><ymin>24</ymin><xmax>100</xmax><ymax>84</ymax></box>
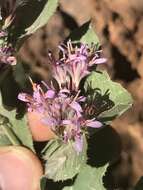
<box><xmin>0</xmin><ymin>30</ymin><xmax>16</xmax><ymax>65</ymax></box>
<box><xmin>18</xmin><ymin>41</ymin><xmax>106</xmax><ymax>152</ymax></box>
<box><xmin>49</xmin><ymin>41</ymin><xmax>106</xmax><ymax>92</ymax></box>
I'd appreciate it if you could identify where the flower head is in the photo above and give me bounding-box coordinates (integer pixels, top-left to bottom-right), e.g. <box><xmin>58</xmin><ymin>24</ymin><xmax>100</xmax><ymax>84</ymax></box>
<box><xmin>18</xmin><ymin>80</ymin><xmax>102</xmax><ymax>153</ymax></box>
<box><xmin>18</xmin><ymin>41</ymin><xmax>105</xmax><ymax>153</ymax></box>
<box><xmin>18</xmin><ymin>79</ymin><xmax>55</xmax><ymax>113</ymax></box>
<box><xmin>50</xmin><ymin>41</ymin><xmax>106</xmax><ymax>92</ymax></box>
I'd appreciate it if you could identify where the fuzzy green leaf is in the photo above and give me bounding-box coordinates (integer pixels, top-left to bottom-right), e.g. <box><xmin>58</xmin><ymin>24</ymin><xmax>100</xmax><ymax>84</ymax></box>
<box><xmin>84</xmin><ymin>71</ymin><xmax>133</xmax><ymax>123</ymax></box>
<box><xmin>0</xmin><ymin>136</ymin><xmax>11</xmax><ymax>146</ymax></box>
<box><xmin>0</xmin><ymin>93</ymin><xmax>34</xmax><ymax>151</ymax></box>
<box><xmin>0</xmin><ymin>114</ymin><xmax>20</xmax><ymax>146</ymax></box>
<box><xmin>10</xmin><ymin>115</ymin><xmax>34</xmax><ymax>151</ymax></box>
<box><xmin>7</xmin><ymin>0</ymin><xmax>58</xmax><ymax>49</ymax></box>
<box><xmin>0</xmin><ymin>121</ymin><xmax>11</xmax><ymax>146</ymax></box>
<box><xmin>63</xmin><ymin>164</ymin><xmax>108</xmax><ymax>190</ymax></box>
<box><xmin>25</xmin><ymin>0</ymin><xmax>58</xmax><ymax>36</ymax></box>
<box><xmin>68</xmin><ymin>21</ymin><xmax>100</xmax><ymax>46</ymax></box>
<box><xmin>43</xmin><ymin>137</ymin><xmax>87</xmax><ymax>181</ymax></box>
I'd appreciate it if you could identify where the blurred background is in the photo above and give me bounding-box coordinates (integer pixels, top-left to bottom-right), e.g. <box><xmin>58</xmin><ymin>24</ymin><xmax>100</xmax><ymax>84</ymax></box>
<box><xmin>18</xmin><ymin>0</ymin><xmax>143</xmax><ymax>189</ymax></box>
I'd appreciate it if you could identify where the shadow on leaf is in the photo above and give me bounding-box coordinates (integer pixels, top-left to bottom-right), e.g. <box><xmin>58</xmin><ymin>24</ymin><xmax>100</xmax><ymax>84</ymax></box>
<box><xmin>59</xmin><ymin>7</ymin><xmax>78</xmax><ymax>31</ymax></box>
<box><xmin>82</xmin><ymin>86</ymin><xmax>115</xmax><ymax>120</ymax></box>
<box><xmin>87</xmin><ymin>126</ymin><xmax>122</xmax><ymax>167</ymax></box>
<box><xmin>8</xmin><ymin>0</ymin><xmax>49</xmax><ymax>47</ymax></box>
<box><xmin>46</xmin><ymin>176</ymin><xmax>76</xmax><ymax>190</ymax></box>
<box><xmin>0</xmin><ymin>66</ymin><xmax>27</xmax><ymax>118</ymax></box>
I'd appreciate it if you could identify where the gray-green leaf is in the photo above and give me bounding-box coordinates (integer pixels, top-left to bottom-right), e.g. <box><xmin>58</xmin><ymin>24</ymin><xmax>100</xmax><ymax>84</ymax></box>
<box><xmin>43</xmin><ymin>137</ymin><xmax>87</xmax><ymax>181</ymax></box>
<box><xmin>7</xmin><ymin>0</ymin><xmax>58</xmax><ymax>49</ymax></box>
<box><xmin>25</xmin><ymin>0</ymin><xmax>58</xmax><ymax>36</ymax></box>
<box><xmin>0</xmin><ymin>115</ymin><xmax>20</xmax><ymax>146</ymax></box>
<box><xmin>84</xmin><ymin>71</ymin><xmax>133</xmax><ymax>123</ymax></box>
<box><xmin>63</xmin><ymin>164</ymin><xmax>108</xmax><ymax>190</ymax></box>
<box><xmin>68</xmin><ymin>21</ymin><xmax>100</xmax><ymax>46</ymax></box>
<box><xmin>0</xmin><ymin>121</ymin><xmax>11</xmax><ymax>146</ymax></box>
<box><xmin>0</xmin><ymin>93</ymin><xmax>34</xmax><ymax>151</ymax></box>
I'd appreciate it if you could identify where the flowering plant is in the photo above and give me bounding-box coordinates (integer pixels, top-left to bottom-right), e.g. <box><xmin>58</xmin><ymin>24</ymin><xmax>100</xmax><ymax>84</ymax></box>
<box><xmin>0</xmin><ymin>1</ymin><xmax>136</xmax><ymax>190</ymax></box>
<box><xmin>18</xmin><ymin>42</ymin><xmax>106</xmax><ymax>153</ymax></box>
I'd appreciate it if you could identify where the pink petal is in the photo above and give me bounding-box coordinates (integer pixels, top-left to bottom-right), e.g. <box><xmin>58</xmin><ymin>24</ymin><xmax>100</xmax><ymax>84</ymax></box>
<box><xmin>86</xmin><ymin>120</ymin><xmax>102</xmax><ymax>128</ymax></box>
<box><xmin>18</xmin><ymin>93</ymin><xmax>30</xmax><ymax>102</ymax></box>
<box><xmin>45</xmin><ymin>90</ymin><xmax>55</xmax><ymax>99</ymax></box>
<box><xmin>95</xmin><ymin>58</ymin><xmax>107</xmax><ymax>64</ymax></box>
<box><xmin>74</xmin><ymin>136</ymin><xmax>83</xmax><ymax>153</ymax></box>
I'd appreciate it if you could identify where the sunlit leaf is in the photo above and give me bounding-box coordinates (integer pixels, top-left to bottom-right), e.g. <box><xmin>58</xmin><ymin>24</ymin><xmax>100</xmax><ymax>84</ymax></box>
<box><xmin>0</xmin><ymin>121</ymin><xmax>11</xmax><ymax>146</ymax></box>
<box><xmin>43</xmin><ymin>136</ymin><xmax>87</xmax><ymax>181</ymax></box>
<box><xmin>0</xmin><ymin>93</ymin><xmax>34</xmax><ymax>151</ymax></box>
<box><xmin>7</xmin><ymin>0</ymin><xmax>58</xmax><ymax>49</ymax></box>
<box><xmin>0</xmin><ymin>114</ymin><xmax>20</xmax><ymax>146</ymax></box>
<box><xmin>26</xmin><ymin>0</ymin><xmax>58</xmax><ymax>36</ymax></box>
<box><xmin>84</xmin><ymin>71</ymin><xmax>133</xmax><ymax>123</ymax></box>
<box><xmin>68</xmin><ymin>21</ymin><xmax>100</xmax><ymax>46</ymax></box>
<box><xmin>63</xmin><ymin>164</ymin><xmax>108</xmax><ymax>190</ymax></box>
